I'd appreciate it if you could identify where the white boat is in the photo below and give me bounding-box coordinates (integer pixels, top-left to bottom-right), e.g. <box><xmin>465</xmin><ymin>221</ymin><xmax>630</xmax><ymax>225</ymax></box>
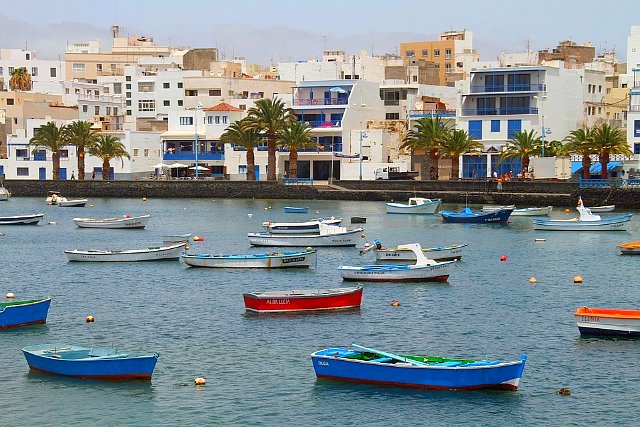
<box><xmin>532</xmin><ymin>198</ymin><xmax>631</xmax><ymax>231</ymax></box>
<box><xmin>249</xmin><ymin>223</ymin><xmax>363</xmax><ymax>247</ymax></box>
<box><xmin>386</xmin><ymin>197</ymin><xmax>442</xmax><ymax>214</ymax></box>
<box><xmin>0</xmin><ymin>213</ymin><xmax>44</xmax><ymax>225</ymax></box>
<box><xmin>339</xmin><ymin>243</ymin><xmax>455</xmax><ymax>282</ymax></box>
<box><xmin>587</xmin><ymin>205</ymin><xmax>615</xmax><ymax>212</ymax></box>
<box><xmin>482</xmin><ymin>204</ymin><xmax>516</xmax><ymax>212</ymax></box>
<box><xmin>162</xmin><ymin>233</ymin><xmax>192</xmax><ymax>245</ymax></box>
<box><xmin>366</xmin><ymin>241</ymin><xmax>467</xmax><ymax>261</ymax></box>
<box><xmin>58</xmin><ymin>198</ymin><xmax>88</xmax><ymax>207</ymax></box>
<box><xmin>511</xmin><ymin>206</ymin><xmax>553</xmax><ymax>216</ymax></box>
<box><xmin>0</xmin><ymin>185</ymin><xmax>10</xmax><ymax>201</ymax></box>
<box><xmin>262</xmin><ymin>217</ymin><xmax>342</xmax><ymax>234</ymax></box>
<box><xmin>181</xmin><ymin>248</ymin><xmax>317</xmax><ymax>268</ymax></box>
<box><xmin>65</xmin><ymin>242</ymin><xmax>186</xmax><ymax>262</ymax></box>
<box><xmin>73</xmin><ymin>214</ymin><xmax>151</xmax><ymax>229</ymax></box>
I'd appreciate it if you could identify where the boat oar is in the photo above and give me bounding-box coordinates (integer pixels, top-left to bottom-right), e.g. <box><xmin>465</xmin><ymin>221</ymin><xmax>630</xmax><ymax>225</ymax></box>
<box><xmin>352</xmin><ymin>344</ymin><xmax>431</xmax><ymax>367</ymax></box>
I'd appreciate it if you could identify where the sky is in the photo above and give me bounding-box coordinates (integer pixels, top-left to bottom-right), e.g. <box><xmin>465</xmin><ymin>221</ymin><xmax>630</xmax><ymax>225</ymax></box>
<box><xmin>1</xmin><ymin>0</ymin><xmax>637</xmax><ymax>64</ymax></box>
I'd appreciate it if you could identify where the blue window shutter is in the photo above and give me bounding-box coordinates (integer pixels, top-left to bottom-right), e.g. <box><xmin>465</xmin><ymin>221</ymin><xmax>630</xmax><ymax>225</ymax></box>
<box><xmin>634</xmin><ymin>120</ymin><xmax>640</xmax><ymax>137</ymax></box>
<box><xmin>491</xmin><ymin>120</ymin><xmax>500</xmax><ymax>132</ymax></box>
<box><xmin>507</xmin><ymin>120</ymin><xmax>522</xmax><ymax>139</ymax></box>
<box><xmin>468</xmin><ymin>120</ymin><xmax>482</xmax><ymax>139</ymax></box>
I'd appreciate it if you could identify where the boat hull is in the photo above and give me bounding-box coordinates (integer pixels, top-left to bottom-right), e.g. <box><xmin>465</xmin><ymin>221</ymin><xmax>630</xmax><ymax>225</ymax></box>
<box><xmin>311</xmin><ymin>349</ymin><xmax>526</xmax><ymax>390</ymax></box>
<box><xmin>58</xmin><ymin>199</ymin><xmax>87</xmax><ymax>207</ymax></box>
<box><xmin>0</xmin><ymin>298</ymin><xmax>51</xmax><ymax>330</ymax></box>
<box><xmin>22</xmin><ymin>345</ymin><xmax>158</xmax><ymax>379</ymax></box>
<box><xmin>532</xmin><ymin>214</ymin><xmax>632</xmax><ymax>231</ymax></box>
<box><xmin>182</xmin><ymin>250</ymin><xmax>317</xmax><ymax>268</ymax></box>
<box><xmin>0</xmin><ymin>214</ymin><xmax>44</xmax><ymax>225</ymax></box>
<box><xmin>65</xmin><ymin>243</ymin><xmax>186</xmax><ymax>262</ymax></box>
<box><xmin>511</xmin><ymin>206</ymin><xmax>553</xmax><ymax>216</ymax></box>
<box><xmin>339</xmin><ymin>261</ymin><xmax>454</xmax><ymax>282</ymax></box>
<box><xmin>574</xmin><ymin>307</ymin><xmax>640</xmax><ymax>337</ymax></box>
<box><xmin>440</xmin><ymin>209</ymin><xmax>513</xmax><ymax>224</ymax></box>
<box><xmin>248</xmin><ymin>229</ymin><xmax>362</xmax><ymax>247</ymax></box>
<box><xmin>375</xmin><ymin>244</ymin><xmax>467</xmax><ymax>261</ymax></box>
<box><xmin>618</xmin><ymin>242</ymin><xmax>640</xmax><ymax>255</ymax></box>
<box><xmin>263</xmin><ymin>218</ymin><xmax>342</xmax><ymax>234</ymax></box>
<box><xmin>243</xmin><ymin>287</ymin><xmax>362</xmax><ymax>313</ymax></box>
<box><xmin>284</xmin><ymin>207</ymin><xmax>309</xmax><ymax>213</ymax></box>
<box><xmin>587</xmin><ymin>205</ymin><xmax>615</xmax><ymax>212</ymax></box>
<box><xmin>386</xmin><ymin>201</ymin><xmax>441</xmax><ymax>214</ymax></box>
<box><xmin>73</xmin><ymin>215</ymin><xmax>150</xmax><ymax>229</ymax></box>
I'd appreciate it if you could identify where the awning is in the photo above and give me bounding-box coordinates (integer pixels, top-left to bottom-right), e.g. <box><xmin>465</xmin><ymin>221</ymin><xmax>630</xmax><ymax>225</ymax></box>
<box><xmin>571</xmin><ymin>161</ymin><xmax>621</xmax><ymax>174</ymax></box>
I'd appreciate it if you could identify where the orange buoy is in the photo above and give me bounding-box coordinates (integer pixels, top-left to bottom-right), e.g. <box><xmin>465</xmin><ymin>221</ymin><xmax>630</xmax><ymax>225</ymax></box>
<box><xmin>558</xmin><ymin>388</ymin><xmax>571</xmax><ymax>396</ymax></box>
<box><xmin>86</xmin><ymin>315</ymin><xmax>95</xmax><ymax>323</ymax></box>
<box><xmin>529</xmin><ymin>277</ymin><xmax>537</xmax><ymax>284</ymax></box>
<box><xmin>500</xmin><ymin>255</ymin><xmax>507</xmax><ymax>262</ymax></box>
<box><xmin>573</xmin><ymin>275</ymin><xmax>583</xmax><ymax>284</ymax></box>
<box><xmin>565</xmin><ymin>208</ymin><xmax>570</xmax><ymax>214</ymax></box>
<box><xmin>390</xmin><ymin>300</ymin><xmax>401</xmax><ymax>307</ymax></box>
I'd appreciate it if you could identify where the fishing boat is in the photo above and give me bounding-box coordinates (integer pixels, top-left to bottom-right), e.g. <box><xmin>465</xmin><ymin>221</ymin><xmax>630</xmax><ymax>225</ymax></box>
<box><xmin>284</xmin><ymin>206</ymin><xmax>309</xmax><ymax>214</ymax></box>
<box><xmin>45</xmin><ymin>191</ymin><xmax>62</xmax><ymax>205</ymax></box>
<box><xmin>339</xmin><ymin>243</ymin><xmax>455</xmax><ymax>282</ymax></box>
<box><xmin>162</xmin><ymin>233</ymin><xmax>192</xmax><ymax>245</ymax></box>
<box><xmin>57</xmin><ymin>198</ymin><xmax>88</xmax><ymax>207</ymax></box>
<box><xmin>440</xmin><ymin>207</ymin><xmax>513</xmax><ymax>224</ymax></box>
<box><xmin>311</xmin><ymin>344</ymin><xmax>527</xmax><ymax>391</ymax></box>
<box><xmin>532</xmin><ymin>198</ymin><xmax>631</xmax><ymax>231</ymax></box>
<box><xmin>386</xmin><ymin>197</ymin><xmax>442</xmax><ymax>214</ymax></box>
<box><xmin>587</xmin><ymin>205</ymin><xmax>615</xmax><ymax>212</ymax></box>
<box><xmin>0</xmin><ymin>184</ymin><xmax>10</xmax><ymax>201</ymax></box>
<box><xmin>182</xmin><ymin>248</ymin><xmax>317</xmax><ymax>268</ymax></box>
<box><xmin>511</xmin><ymin>206</ymin><xmax>553</xmax><ymax>216</ymax></box>
<box><xmin>65</xmin><ymin>242</ymin><xmax>186</xmax><ymax>262</ymax></box>
<box><xmin>618</xmin><ymin>241</ymin><xmax>640</xmax><ymax>255</ymax></box>
<box><xmin>262</xmin><ymin>217</ymin><xmax>342</xmax><ymax>234</ymax></box>
<box><xmin>0</xmin><ymin>213</ymin><xmax>44</xmax><ymax>225</ymax></box>
<box><xmin>364</xmin><ymin>240</ymin><xmax>467</xmax><ymax>262</ymax></box>
<box><xmin>243</xmin><ymin>286</ymin><xmax>363</xmax><ymax>313</ymax></box>
<box><xmin>0</xmin><ymin>297</ymin><xmax>52</xmax><ymax>330</ymax></box>
<box><xmin>249</xmin><ymin>224</ymin><xmax>363</xmax><ymax>247</ymax></box>
<box><xmin>22</xmin><ymin>344</ymin><xmax>159</xmax><ymax>379</ymax></box>
<box><xmin>481</xmin><ymin>204</ymin><xmax>515</xmax><ymax>212</ymax></box>
<box><xmin>574</xmin><ymin>307</ymin><xmax>640</xmax><ymax>337</ymax></box>
<box><xmin>73</xmin><ymin>214</ymin><xmax>151</xmax><ymax>229</ymax></box>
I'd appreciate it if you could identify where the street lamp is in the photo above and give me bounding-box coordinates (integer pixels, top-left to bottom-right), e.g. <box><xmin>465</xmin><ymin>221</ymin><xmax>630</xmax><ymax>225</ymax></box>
<box><xmin>534</xmin><ymin>94</ymin><xmax>547</xmax><ymax>157</ymax></box>
<box><xmin>195</xmin><ymin>102</ymin><xmax>203</xmax><ymax>178</ymax></box>
<box><xmin>358</xmin><ymin>102</ymin><xmax>366</xmax><ymax>180</ymax></box>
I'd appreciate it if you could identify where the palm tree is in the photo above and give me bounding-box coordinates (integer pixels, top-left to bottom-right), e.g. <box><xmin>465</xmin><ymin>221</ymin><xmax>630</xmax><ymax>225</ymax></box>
<box><xmin>440</xmin><ymin>129</ymin><xmax>484</xmax><ymax>179</ymax></box>
<box><xmin>247</xmin><ymin>98</ymin><xmax>292</xmax><ymax>180</ymax></box>
<box><xmin>498</xmin><ymin>129</ymin><xmax>541</xmax><ymax>172</ymax></box>
<box><xmin>62</xmin><ymin>120</ymin><xmax>98</xmax><ymax>181</ymax></box>
<box><xmin>9</xmin><ymin>67</ymin><xmax>32</xmax><ymax>91</ymax></box>
<box><xmin>543</xmin><ymin>139</ymin><xmax>564</xmax><ymax>157</ymax></box>
<box><xmin>220</xmin><ymin>119</ymin><xmax>260</xmax><ymax>181</ymax></box>
<box><xmin>400</xmin><ymin>117</ymin><xmax>452</xmax><ymax>180</ymax></box>
<box><xmin>562</xmin><ymin>128</ymin><xmax>595</xmax><ymax>179</ymax></box>
<box><xmin>591</xmin><ymin>123</ymin><xmax>631</xmax><ymax>179</ymax></box>
<box><xmin>277</xmin><ymin>120</ymin><xmax>316</xmax><ymax>179</ymax></box>
<box><xmin>88</xmin><ymin>135</ymin><xmax>130</xmax><ymax>180</ymax></box>
<box><xmin>29</xmin><ymin>121</ymin><xmax>67</xmax><ymax>180</ymax></box>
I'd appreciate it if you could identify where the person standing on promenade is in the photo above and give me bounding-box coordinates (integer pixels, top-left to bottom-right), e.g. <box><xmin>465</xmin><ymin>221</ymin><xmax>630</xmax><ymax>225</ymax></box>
<box><xmin>71</xmin><ymin>172</ymin><xmax>75</xmax><ymax>180</ymax></box>
<box><xmin>497</xmin><ymin>176</ymin><xmax>503</xmax><ymax>192</ymax></box>
<box><xmin>92</xmin><ymin>170</ymin><xmax>96</xmax><ymax>180</ymax></box>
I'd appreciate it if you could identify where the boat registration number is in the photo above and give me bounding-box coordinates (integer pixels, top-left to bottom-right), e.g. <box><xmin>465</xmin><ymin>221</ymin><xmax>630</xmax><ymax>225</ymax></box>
<box><xmin>282</xmin><ymin>257</ymin><xmax>305</xmax><ymax>264</ymax></box>
<box><xmin>581</xmin><ymin>316</ymin><xmax>600</xmax><ymax>322</ymax></box>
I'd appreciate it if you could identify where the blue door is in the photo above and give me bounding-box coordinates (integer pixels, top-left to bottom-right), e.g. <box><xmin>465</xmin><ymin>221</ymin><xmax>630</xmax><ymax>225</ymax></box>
<box><xmin>60</xmin><ymin>168</ymin><xmax>67</xmax><ymax>180</ymax></box>
<box><xmin>39</xmin><ymin>167</ymin><xmax>46</xmax><ymax>180</ymax></box>
<box><xmin>94</xmin><ymin>167</ymin><xmax>114</xmax><ymax>180</ymax></box>
<box><xmin>0</xmin><ymin>165</ymin><xmax>4</xmax><ymax>176</ymax></box>
<box><xmin>254</xmin><ymin>165</ymin><xmax>260</xmax><ymax>181</ymax></box>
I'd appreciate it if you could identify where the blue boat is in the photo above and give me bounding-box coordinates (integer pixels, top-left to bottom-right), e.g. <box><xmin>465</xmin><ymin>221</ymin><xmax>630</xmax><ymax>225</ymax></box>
<box><xmin>440</xmin><ymin>207</ymin><xmax>513</xmax><ymax>224</ymax></box>
<box><xmin>0</xmin><ymin>297</ymin><xmax>51</xmax><ymax>330</ymax></box>
<box><xmin>312</xmin><ymin>344</ymin><xmax>527</xmax><ymax>391</ymax></box>
<box><xmin>22</xmin><ymin>344</ymin><xmax>159</xmax><ymax>380</ymax></box>
<box><xmin>284</xmin><ymin>206</ymin><xmax>309</xmax><ymax>214</ymax></box>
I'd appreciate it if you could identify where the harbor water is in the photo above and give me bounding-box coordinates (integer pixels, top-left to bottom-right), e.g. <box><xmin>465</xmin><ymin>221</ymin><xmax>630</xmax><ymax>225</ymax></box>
<box><xmin>1</xmin><ymin>197</ymin><xmax>639</xmax><ymax>426</ymax></box>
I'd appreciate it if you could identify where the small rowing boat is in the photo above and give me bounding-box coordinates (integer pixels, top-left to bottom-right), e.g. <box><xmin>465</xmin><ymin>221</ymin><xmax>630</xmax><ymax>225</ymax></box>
<box><xmin>73</xmin><ymin>214</ymin><xmax>151</xmax><ymax>229</ymax></box>
<box><xmin>65</xmin><ymin>243</ymin><xmax>186</xmax><ymax>262</ymax></box>
<box><xmin>0</xmin><ymin>214</ymin><xmax>44</xmax><ymax>225</ymax></box>
<box><xmin>182</xmin><ymin>248</ymin><xmax>317</xmax><ymax>268</ymax></box>
<box><xmin>0</xmin><ymin>297</ymin><xmax>52</xmax><ymax>330</ymax></box>
<box><xmin>618</xmin><ymin>241</ymin><xmax>640</xmax><ymax>255</ymax></box>
<box><xmin>386</xmin><ymin>197</ymin><xmax>441</xmax><ymax>214</ymax></box>
<box><xmin>262</xmin><ymin>217</ymin><xmax>342</xmax><ymax>234</ymax></box>
<box><xmin>574</xmin><ymin>307</ymin><xmax>640</xmax><ymax>337</ymax></box>
<box><xmin>243</xmin><ymin>286</ymin><xmax>363</xmax><ymax>313</ymax></box>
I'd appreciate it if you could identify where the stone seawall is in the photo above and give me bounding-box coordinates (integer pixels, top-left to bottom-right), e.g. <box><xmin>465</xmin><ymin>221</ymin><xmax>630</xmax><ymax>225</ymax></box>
<box><xmin>4</xmin><ymin>179</ymin><xmax>638</xmax><ymax>208</ymax></box>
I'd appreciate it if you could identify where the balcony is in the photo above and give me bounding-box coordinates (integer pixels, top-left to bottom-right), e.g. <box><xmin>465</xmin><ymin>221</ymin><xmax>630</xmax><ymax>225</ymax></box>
<box><xmin>409</xmin><ymin>109</ymin><xmax>456</xmax><ymax>119</ymax></box>
<box><xmin>163</xmin><ymin>152</ymin><xmax>224</xmax><ymax>161</ymax></box>
<box><xmin>469</xmin><ymin>84</ymin><xmax>546</xmax><ymax>94</ymax></box>
<box><xmin>461</xmin><ymin>107</ymin><xmax>539</xmax><ymax>116</ymax></box>
<box><xmin>278</xmin><ymin>144</ymin><xmax>343</xmax><ymax>153</ymax></box>
<box><xmin>303</xmin><ymin>120</ymin><xmax>342</xmax><ymax>128</ymax></box>
<box><xmin>293</xmin><ymin>98</ymin><xmax>348</xmax><ymax>106</ymax></box>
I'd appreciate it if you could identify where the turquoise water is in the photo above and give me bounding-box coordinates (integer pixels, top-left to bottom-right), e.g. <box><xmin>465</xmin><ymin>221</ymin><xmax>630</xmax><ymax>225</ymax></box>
<box><xmin>1</xmin><ymin>198</ymin><xmax>639</xmax><ymax>426</ymax></box>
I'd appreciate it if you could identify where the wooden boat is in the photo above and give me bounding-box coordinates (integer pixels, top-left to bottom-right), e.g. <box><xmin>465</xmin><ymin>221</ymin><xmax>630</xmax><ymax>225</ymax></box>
<box><xmin>339</xmin><ymin>243</ymin><xmax>455</xmax><ymax>282</ymax></box>
<box><xmin>574</xmin><ymin>307</ymin><xmax>640</xmax><ymax>337</ymax></box>
<box><xmin>481</xmin><ymin>204</ymin><xmax>515</xmax><ymax>212</ymax></box>
<box><xmin>249</xmin><ymin>224</ymin><xmax>363</xmax><ymax>247</ymax></box>
<box><xmin>162</xmin><ymin>233</ymin><xmax>192</xmax><ymax>245</ymax></box>
<box><xmin>0</xmin><ymin>184</ymin><xmax>10</xmax><ymax>201</ymax></box>
<box><xmin>65</xmin><ymin>242</ymin><xmax>186</xmax><ymax>262</ymax></box>
<box><xmin>262</xmin><ymin>217</ymin><xmax>342</xmax><ymax>234</ymax></box>
<box><xmin>386</xmin><ymin>197</ymin><xmax>441</xmax><ymax>214</ymax></box>
<box><xmin>532</xmin><ymin>198</ymin><xmax>631</xmax><ymax>231</ymax></box>
<box><xmin>45</xmin><ymin>191</ymin><xmax>62</xmax><ymax>205</ymax></box>
<box><xmin>366</xmin><ymin>240</ymin><xmax>467</xmax><ymax>261</ymax></box>
<box><xmin>73</xmin><ymin>214</ymin><xmax>151</xmax><ymax>229</ymax></box>
<box><xmin>0</xmin><ymin>297</ymin><xmax>52</xmax><ymax>330</ymax></box>
<box><xmin>311</xmin><ymin>344</ymin><xmax>527</xmax><ymax>391</ymax></box>
<box><xmin>182</xmin><ymin>248</ymin><xmax>317</xmax><ymax>268</ymax></box>
<box><xmin>440</xmin><ymin>207</ymin><xmax>513</xmax><ymax>224</ymax></box>
<box><xmin>57</xmin><ymin>198</ymin><xmax>88</xmax><ymax>207</ymax></box>
<box><xmin>22</xmin><ymin>344</ymin><xmax>159</xmax><ymax>379</ymax></box>
<box><xmin>0</xmin><ymin>213</ymin><xmax>44</xmax><ymax>225</ymax></box>
<box><xmin>511</xmin><ymin>206</ymin><xmax>553</xmax><ymax>216</ymax></box>
<box><xmin>618</xmin><ymin>241</ymin><xmax>640</xmax><ymax>255</ymax></box>
<box><xmin>243</xmin><ymin>286</ymin><xmax>363</xmax><ymax>313</ymax></box>
<box><xmin>284</xmin><ymin>206</ymin><xmax>309</xmax><ymax>213</ymax></box>
<box><xmin>587</xmin><ymin>205</ymin><xmax>615</xmax><ymax>212</ymax></box>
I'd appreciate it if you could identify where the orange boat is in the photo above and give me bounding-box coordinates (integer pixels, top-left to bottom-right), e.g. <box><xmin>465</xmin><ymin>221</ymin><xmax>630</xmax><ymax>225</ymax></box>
<box><xmin>574</xmin><ymin>307</ymin><xmax>640</xmax><ymax>337</ymax></box>
<box><xmin>617</xmin><ymin>241</ymin><xmax>640</xmax><ymax>255</ymax></box>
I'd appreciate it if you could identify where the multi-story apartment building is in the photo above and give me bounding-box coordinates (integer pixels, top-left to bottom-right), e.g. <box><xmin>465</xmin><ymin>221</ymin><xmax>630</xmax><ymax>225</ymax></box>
<box><xmin>628</xmin><ymin>68</ymin><xmax>640</xmax><ymax>156</ymax></box>
<box><xmin>0</xmin><ymin>48</ymin><xmax>66</xmax><ymax>95</ymax></box>
<box><xmin>62</xmin><ymin>79</ymin><xmax>125</xmax><ymax>131</ymax></box>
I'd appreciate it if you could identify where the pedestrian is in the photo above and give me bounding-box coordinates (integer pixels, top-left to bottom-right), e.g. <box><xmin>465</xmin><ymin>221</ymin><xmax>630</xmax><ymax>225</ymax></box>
<box><xmin>70</xmin><ymin>172</ymin><xmax>75</xmax><ymax>180</ymax></box>
<box><xmin>497</xmin><ymin>176</ymin><xmax>503</xmax><ymax>192</ymax></box>
<box><xmin>492</xmin><ymin>171</ymin><xmax>498</xmax><ymax>179</ymax></box>
<box><xmin>92</xmin><ymin>170</ymin><xmax>96</xmax><ymax>180</ymax></box>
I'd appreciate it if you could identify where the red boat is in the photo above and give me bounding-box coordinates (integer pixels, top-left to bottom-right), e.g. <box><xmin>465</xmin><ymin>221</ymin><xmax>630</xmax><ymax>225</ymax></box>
<box><xmin>243</xmin><ymin>287</ymin><xmax>363</xmax><ymax>313</ymax></box>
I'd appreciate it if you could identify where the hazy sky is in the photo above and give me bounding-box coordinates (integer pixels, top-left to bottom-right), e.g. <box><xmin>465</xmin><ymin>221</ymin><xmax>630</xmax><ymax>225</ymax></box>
<box><xmin>1</xmin><ymin>0</ymin><xmax>637</xmax><ymax>64</ymax></box>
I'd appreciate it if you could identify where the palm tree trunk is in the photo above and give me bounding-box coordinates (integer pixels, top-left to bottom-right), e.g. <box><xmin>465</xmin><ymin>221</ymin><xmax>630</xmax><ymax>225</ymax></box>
<box><xmin>77</xmin><ymin>149</ymin><xmax>85</xmax><ymax>181</ymax></box>
<box><xmin>52</xmin><ymin>151</ymin><xmax>60</xmax><ymax>180</ymax></box>
<box><xmin>102</xmin><ymin>158</ymin><xmax>110</xmax><ymax>180</ymax></box>
<box><xmin>600</xmin><ymin>151</ymin><xmax>610</xmax><ymax>179</ymax></box>
<box><xmin>522</xmin><ymin>155</ymin><xmax>530</xmax><ymax>172</ymax></box>
<box><xmin>582</xmin><ymin>155</ymin><xmax>591</xmax><ymax>180</ymax></box>
<box><xmin>429</xmin><ymin>150</ymin><xmax>439</xmax><ymax>180</ymax></box>
<box><xmin>246</xmin><ymin>149</ymin><xmax>256</xmax><ymax>181</ymax></box>
<box><xmin>267</xmin><ymin>135</ymin><xmax>276</xmax><ymax>180</ymax></box>
<box><xmin>451</xmin><ymin>156</ymin><xmax>460</xmax><ymax>180</ymax></box>
<box><xmin>289</xmin><ymin>148</ymin><xmax>298</xmax><ymax>178</ymax></box>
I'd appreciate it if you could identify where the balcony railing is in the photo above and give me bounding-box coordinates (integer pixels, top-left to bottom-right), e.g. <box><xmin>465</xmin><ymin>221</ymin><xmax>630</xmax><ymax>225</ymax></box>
<box><xmin>293</xmin><ymin>98</ymin><xmax>348</xmax><ymax>106</ymax></box>
<box><xmin>409</xmin><ymin>109</ymin><xmax>456</xmax><ymax>118</ymax></box>
<box><xmin>303</xmin><ymin>120</ymin><xmax>342</xmax><ymax>128</ymax></box>
<box><xmin>163</xmin><ymin>152</ymin><xmax>224</xmax><ymax>161</ymax></box>
<box><xmin>461</xmin><ymin>107</ymin><xmax>539</xmax><ymax>116</ymax></box>
<box><xmin>278</xmin><ymin>144</ymin><xmax>343</xmax><ymax>153</ymax></box>
<box><xmin>469</xmin><ymin>84</ymin><xmax>546</xmax><ymax>93</ymax></box>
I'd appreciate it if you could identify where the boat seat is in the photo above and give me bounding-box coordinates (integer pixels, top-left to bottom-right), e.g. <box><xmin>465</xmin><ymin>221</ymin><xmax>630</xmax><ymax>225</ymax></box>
<box><xmin>369</xmin><ymin>357</ymin><xmax>393</xmax><ymax>363</ymax></box>
<box><xmin>437</xmin><ymin>361</ymin><xmax>463</xmax><ymax>367</ymax></box>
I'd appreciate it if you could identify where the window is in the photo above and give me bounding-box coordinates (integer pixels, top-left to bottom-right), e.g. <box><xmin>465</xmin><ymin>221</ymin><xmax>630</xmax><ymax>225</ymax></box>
<box><xmin>126</xmin><ymin>100</ymin><xmax>131</xmax><ymax>107</ymax></box>
<box><xmin>413</xmin><ymin>75</ymin><xmax>418</xmax><ymax>82</ymax></box>
<box><xmin>82</xmin><ymin>105</ymin><xmax>88</xmax><ymax>112</ymax></box>
<box><xmin>209</xmin><ymin>89</ymin><xmax>222</xmax><ymax>96</ymax></box>
<box><xmin>185</xmin><ymin>90</ymin><xmax>197</xmax><ymax>96</ymax></box>
<box><xmin>180</xmin><ymin>116</ymin><xmax>194</xmax><ymax>125</ymax></box>
<box><xmin>138</xmin><ymin>100</ymin><xmax>156</xmax><ymax>111</ymax></box>
<box><xmin>635</xmin><ymin>143</ymin><xmax>640</xmax><ymax>155</ymax></box>
<box><xmin>113</xmin><ymin>107</ymin><xmax>118</xmax><ymax>115</ymax></box>
<box><xmin>0</xmin><ymin>67</ymin><xmax>3</xmax><ymax>74</ymax></box>
<box><xmin>126</xmin><ymin>84</ymin><xmax>131</xmax><ymax>90</ymax></box>
<box><xmin>386</xmin><ymin>113</ymin><xmax>400</xmax><ymax>120</ymax></box>
<box><xmin>16</xmin><ymin>149</ymin><xmax>28</xmax><ymax>158</ymax></box>
<box><xmin>126</xmin><ymin>110</ymin><xmax>132</xmax><ymax>116</ymax></box>
<box><xmin>491</xmin><ymin>120</ymin><xmax>500</xmax><ymax>132</ymax></box>
<box><xmin>72</xmin><ymin>63</ymin><xmax>85</xmax><ymax>72</ymax></box>
<box><xmin>178</xmin><ymin>100</ymin><xmax>183</xmax><ymax>106</ymax></box>
<box><xmin>94</xmin><ymin>106</ymin><xmax>100</xmax><ymax>115</ymax></box>
<box><xmin>7</xmin><ymin>98</ymin><xmax>14</xmax><ymax>106</ymax></box>
<box><xmin>65</xmin><ymin>88</ymin><xmax>69</xmax><ymax>94</ymax></box>
<box><xmin>133</xmin><ymin>148</ymin><xmax>139</xmax><ymax>156</ymax></box>
<box><xmin>50</xmin><ymin>68</ymin><xmax>56</xmax><ymax>77</ymax></box>
<box><xmin>635</xmin><ymin>120</ymin><xmax>640</xmax><ymax>138</ymax></box>
<box><xmin>434</xmin><ymin>49</ymin><xmax>440</xmax><ymax>57</ymax></box>
<box><xmin>17</xmin><ymin>167</ymin><xmax>29</xmax><ymax>176</ymax></box>
<box><xmin>223</xmin><ymin>116</ymin><xmax>228</xmax><ymax>124</ymax></box>
<box><xmin>507</xmin><ymin>119</ymin><xmax>522</xmax><ymax>139</ymax></box>
<box><xmin>239</xmin><ymin>104</ymin><xmax>246</xmax><ymax>110</ymax></box>
<box><xmin>177</xmin><ymin>82</ymin><xmax>183</xmax><ymax>88</ymax></box>
<box><xmin>445</xmin><ymin>63</ymin><xmax>452</xmax><ymax>73</ymax></box>
<box><xmin>468</xmin><ymin>120</ymin><xmax>482</xmax><ymax>139</ymax></box>
<box><xmin>206</xmin><ymin>116</ymin><xmax>213</xmax><ymax>124</ymax></box>
<box><xmin>126</xmin><ymin>76</ymin><xmax>131</xmax><ymax>82</ymax></box>
<box><xmin>144</xmin><ymin>149</ymin><xmax>149</xmax><ymax>157</ymax></box>
<box><xmin>163</xmin><ymin>82</ymin><xmax>170</xmax><ymax>89</ymax></box>
<box><xmin>8</xmin><ymin>67</ymin><xmax>14</xmax><ymax>74</ymax></box>
<box><xmin>598</xmin><ymin>107</ymin><xmax>602</xmax><ymax>114</ymax></box>
<box><xmin>96</xmin><ymin>64</ymin><xmax>102</xmax><ymax>73</ymax></box>
<box><xmin>31</xmin><ymin>67</ymin><xmax>38</xmax><ymax>77</ymax></box>
<box><xmin>421</xmin><ymin>49</ymin><xmax>429</xmax><ymax>56</ymax></box>
<box><xmin>163</xmin><ymin>100</ymin><xmax>170</xmax><ymax>107</ymax></box>
<box><xmin>138</xmin><ymin>82</ymin><xmax>154</xmax><ymax>92</ymax></box>
<box><xmin>406</xmin><ymin>50</ymin><xmax>415</xmax><ymax>57</ymax></box>
<box><xmin>106</xmin><ymin>107</ymin><xmax>111</xmax><ymax>115</ymax></box>
<box><xmin>215</xmin><ymin>116</ymin><xmax>221</xmax><ymax>124</ymax></box>
<box><xmin>598</xmin><ymin>85</ymin><xmax>602</xmax><ymax>93</ymax></box>
<box><xmin>59</xmin><ymin>149</ymin><xmax>69</xmax><ymax>158</ymax></box>
<box><xmin>445</xmin><ymin>49</ymin><xmax>451</xmax><ymax>59</ymax></box>
<box><xmin>126</xmin><ymin>92</ymin><xmax>131</xmax><ymax>98</ymax></box>
<box><xmin>113</xmin><ymin>83</ymin><xmax>122</xmax><ymax>94</ymax></box>
<box><xmin>434</xmin><ymin>64</ymin><xmax>440</xmax><ymax>70</ymax></box>
<box><xmin>239</xmin><ymin>165</ymin><xmax>247</xmax><ymax>174</ymax></box>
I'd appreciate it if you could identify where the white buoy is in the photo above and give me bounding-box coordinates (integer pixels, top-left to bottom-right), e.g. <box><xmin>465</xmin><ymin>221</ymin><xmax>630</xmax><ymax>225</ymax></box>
<box><xmin>535</xmin><ymin>238</ymin><xmax>546</xmax><ymax>242</ymax></box>
<box><xmin>248</xmin><ymin>213</ymin><xmax>253</xmax><ymax>218</ymax></box>
<box><xmin>574</xmin><ymin>275</ymin><xmax>583</xmax><ymax>284</ymax></box>
<box><xmin>6</xmin><ymin>292</ymin><xmax>15</xmax><ymax>299</ymax></box>
<box><xmin>194</xmin><ymin>377</ymin><xmax>206</xmax><ymax>385</ymax></box>
<box><xmin>48</xmin><ymin>221</ymin><xmax>57</xmax><ymax>225</ymax></box>
<box><xmin>529</xmin><ymin>277</ymin><xmax>537</xmax><ymax>284</ymax></box>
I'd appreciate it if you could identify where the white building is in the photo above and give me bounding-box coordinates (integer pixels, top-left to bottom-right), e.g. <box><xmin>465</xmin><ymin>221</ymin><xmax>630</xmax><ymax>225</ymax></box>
<box><xmin>0</xmin><ymin>48</ymin><xmax>65</xmax><ymax>94</ymax></box>
<box><xmin>63</xmin><ymin>79</ymin><xmax>125</xmax><ymax>131</ymax></box>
